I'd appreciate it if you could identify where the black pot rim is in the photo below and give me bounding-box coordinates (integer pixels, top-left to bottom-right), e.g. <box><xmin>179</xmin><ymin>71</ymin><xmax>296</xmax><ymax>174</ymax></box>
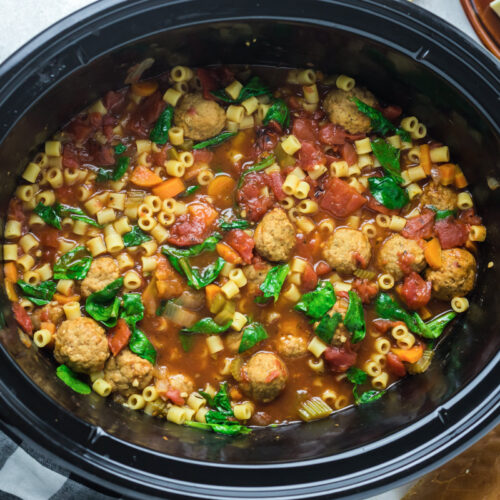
<box><xmin>0</xmin><ymin>1</ymin><xmax>499</xmax><ymax>498</ymax></box>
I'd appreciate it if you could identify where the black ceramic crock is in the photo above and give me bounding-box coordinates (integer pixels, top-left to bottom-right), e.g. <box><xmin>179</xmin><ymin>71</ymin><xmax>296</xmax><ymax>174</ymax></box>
<box><xmin>0</xmin><ymin>1</ymin><xmax>498</xmax><ymax>498</ymax></box>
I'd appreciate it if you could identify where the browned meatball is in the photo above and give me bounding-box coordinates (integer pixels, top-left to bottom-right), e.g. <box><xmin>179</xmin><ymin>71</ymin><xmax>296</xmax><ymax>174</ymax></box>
<box><xmin>323</xmin><ymin>87</ymin><xmax>379</xmax><ymax>134</ymax></box>
<box><xmin>322</xmin><ymin>227</ymin><xmax>371</xmax><ymax>275</ymax></box>
<box><xmin>376</xmin><ymin>234</ymin><xmax>426</xmax><ymax>281</ymax></box>
<box><xmin>425</xmin><ymin>248</ymin><xmax>476</xmax><ymax>300</ymax></box>
<box><xmin>167</xmin><ymin>373</ymin><xmax>194</xmax><ymax>396</ymax></box>
<box><xmin>254</xmin><ymin>208</ymin><xmax>295</xmax><ymax>262</ymax></box>
<box><xmin>54</xmin><ymin>317</ymin><xmax>109</xmax><ymax>374</ymax></box>
<box><xmin>173</xmin><ymin>93</ymin><xmax>226</xmax><ymax>141</ymax></box>
<box><xmin>243</xmin><ymin>262</ymin><xmax>271</xmax><ymax>294</ymax></box>
<box><xmin>32</xmin><ymin>302</ymin><xmax>64</xmax><ymax>330</ymax></box>
<box><xmin>277</xmin><ymin>335</ymin><xmax>307</xmax><ymax>358</ymax></box>
<box><xmin>81</xmin><ymin>256</ymin><xmax>119</xmax><ymax>297</ymax></box>
<box><xmin>420</xmin><ymin>182</ymin><xmax>458</xmax><ymax>211</ymax></box>
<box><xmin>235</xmin><ymin>351</ymin><xmax>288</xmax><ymax>403</ymax></box>
<box><xmin>104</xmin><ymin>348</ymin><xmax>153</xmax><ymax>397</ymax></box>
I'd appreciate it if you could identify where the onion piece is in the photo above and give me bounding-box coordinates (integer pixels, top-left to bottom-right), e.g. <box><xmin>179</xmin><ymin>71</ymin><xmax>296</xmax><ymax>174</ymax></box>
<box><xmin>161</xmin><ymin>300</ymin><xmax>198</xmax><ymax>327</ymax></box>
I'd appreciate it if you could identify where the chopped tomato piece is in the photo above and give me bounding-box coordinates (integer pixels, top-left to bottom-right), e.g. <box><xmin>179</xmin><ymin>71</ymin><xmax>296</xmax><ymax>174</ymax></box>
<box><xmin>434</xmin><ymin>217</ymin><xmax>468</xmax><ymax>249</ymax></box>
<box><xmin>319</xmin><ymin>123</ymin><xmax>346</xmax><ymax>145</ymax></box>
<box><xmin>7</xmin><ymin>198</ymin><xmax>26</xmax><ymax>223</ymax></box>
<box><xmin>62</xmin><ymin>144</ymin><xmax>81</xmax><ymax>169</ymax></box>
<box><xmin>324</xmin><ymin>345</ymin><xmax>357</xmax><ymax>373</ymax></box>
<box><xmin>167</xmin><ymin>203</ymin><xmax>217</xmax><ymax>246</ymax></box>
<box><xmin>319</xmin><ymin>177</ymin><xmax>366</xmax><ymax>217</ymax></box>
<box><xmin>55</xmin><ymin>186</ymin><xmax>76</xmax><ymax>205</ymax></box>
<box><xmin>237</xmin><ymin>173</ymin><xmax>273</xmax><ymax>222</ymax></box>
<box><xmin>192</xmin><ymin>148</ymin><xmax>214</xmax><ymax>164</ymax></box>
<box><xmin>108</xmin><ymin>318</ymin><xmax>131</xmax><ymax>356</ymax></box>
<box><xmin>400</xmin><ymin>272</ymin><xmax>432</xmax><ymax>310</ymax></box>
<box><xmin>103</xmin><ymin>89</ymin><xmax>126</xmax><ymax>113</ymax></box>
<box><xmin>12</xmin><ymin>303</ymin><xmax>33</xmax><ymax>335</ymax></box>
<box><xmin>301</xmin><ymin>262</ymin><xmax>318</xmax><ymax>292</ymax></box>
<box><xmin>89</xmin><ymin>142</ymin><xmax>115</xmax><ymax>166</ymax></box>
<box><xmin>298</xmin><ymin>141</ymin><xmax>325</xmax><ymax>171</ymax></box>
<box><xmin>381</xmin><ymin>105</ymin><xmax>402</xmax><ymax>120</ymax></box>
<box><xmin>196</xmin><ymin>68</ymin><xmax>217</xmax><ymax>100</ymax></box>
<box><xmin>386</xmin><ymin>352</ymin><xmax>406</xmax><ymax>377</ymax></box>
<box><xmin>372</xmin><ymin>319</ymin><xmax>406</xmax><ymax>334</ymax></box>
<box><xmin>341</xmin><ymin>142</ymin><xmax>357</xmax><ymax>165</ymax></box>
<box><xmin>315</xmin><ymin>261</ymin><xmax>331</xmax><ymax>276</ymax></box>
<box><xmin>365</xmin><ymin>195</ymin><xmax>399</xmax><ymax>216</ymax></box>
<box><xmin>266</xmin><ymin>171</ymin><xmax>286</xmax><ymax>201</ymax></box>
<box><xmin>224</xmin><ymin>229</ymin><xmax>255</xmax><ymax>264</ymax></box>
<box><xmin>458</xmin><ymin>208</ymin><xmax>482</xmax><ymax>226</ymax></box>
<box><xmin>166</xmin><ymin>389</ymin><xmax>185</xmax><ymax>406</ymax></box>
<box><xmin>401</xmin><ymin>208</ymin><xmax>435</xmax><ymax>240</ymax></box>
<box><xmin>292</xmin><ymin>118</ymin><xmax>318</xmax><ymax>142</ymax></box>
<box><xmin>352</xmin><ymin>278</ymin><xmax>378</xmax><ymax>304</ymax></box>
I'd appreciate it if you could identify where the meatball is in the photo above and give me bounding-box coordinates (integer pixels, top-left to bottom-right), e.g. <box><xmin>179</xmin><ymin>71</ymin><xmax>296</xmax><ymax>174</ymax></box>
<box><xmin>323</xmin><ymin>87</ymin><xmax>379</xmax><ymax>134</ymax></box>
<box><xmin>104</xmin><ymin>348</ymin><xmax>153</xmax><ymax>397</ymax></box>
<box><xmin>54</xmin><ymin>317</ymin><xmax>109</xmax><ymax>374</ymax></box>
<box><xmin>322</xmin><ymin>227</ymin><xmax>371</xmax><ymax>275</ymax></box>
<box><xmin>32</xmin><ymin>302</ymin><xmax>64</xmax><ymax>330</ymax></box>
<box><xmin>254</xmin><ymin>208</ymin><xmax>295</xmax><ymax>262</ymax></box>
<box><xmin>235</xmin><ymin>351</ymin><xmax>288</xmax><ymax>403</ymax></box>
<box><xmin>243</xmin><ymin>262</ymin><xmax>271</xmax><ymax>294</ymax></box>
<box><xmin>421</xmin><ymin>182</ymin><xmax>458</xmax><ymax>211</ymax></box>
<box><xmin>81</xmin><ymin>256</ymin><xmax>119</xmax><ymax>297</ymax></box>
<box><xmin>167</xmin><ymin>373</ymin><xmax>194</xmax><ymax>397</ymax></box>
<box><xmin>425</xmin><ymin>248</ymin><xmax>476</xmax><ymax>300</ymax></box>
<box><xmin>277</xmin><ymin>335</ymin><xmax>307</xmax><ymax>358</ymax></box>
<box><xmin>173</xmin><ymin>93</ymin><xmax>226</xmax><ymax>141</ymax></box>
<box><xmin>376</xmin><ymin>234</ymin><xmax>426</xmax><ymax>281</ymax></box>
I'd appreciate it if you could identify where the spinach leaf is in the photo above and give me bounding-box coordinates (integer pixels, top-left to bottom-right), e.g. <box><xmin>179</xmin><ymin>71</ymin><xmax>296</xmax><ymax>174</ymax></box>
<box><xmin>371</xmin><ymin>138</ymin><xmax>403</xmax><ymax>184</ymax></box>
<box><xmin>56</xmin><ymin>365</ymin><xmax>91</xmax><ymax>395</ymax></box>
<box><xmin>212</xmin><ymin>381</ymin><xmax>233</xmax><ymax>413</ymax></box>
<box><xmin>263</xmin><ymin>98</ymin><xmax>290</xmax><ymax>129</ymax></box>
<box><xmin>418</xmin><ymin>311</ymin><xmax>457</xmax><ymax>339</ymax></box>
<box><xmin>85</xmin><ymin>278</ymin><xmax>123</xmax><ymax>327</ymax></box>
<box><xmin>53</xmin><ymin>246</ymin><xmax>92</xmax><ymax>280</ymax></box>
<box><xmin>181</xmin><ymin>318</ymin><xmax>232</xmax><ymax>335</ymax></box>
<box><xmin>150</xmin><ymin>105</ymin><xmax>174</xmax><ymax>144</ymax></box>
<box><xmin>352</xmin><ymin>97</ymin><xmax>411</xmax><ymax>142</ymax></box>
<box><xmin>239</xmin><ymin>322</ymin><xmax>268</xmax><ymax>353</ymax></box>
<box><xmin>237</xmin><ymin>154</ymin><xmax>276</xmax><ymax>188</ymax></box>
<box><xmin>184</xmin><ymin>420</ymin><xmax>252</xmax><ymax>435</ymax></box>
<box><xmin>162</xmin><ymin>233</ymin><xmax>222</xmax><ymax>258</ymax></box>
<box><xmin>346</xmin><ymin>367</ymin><xmax>368</xmax><ymax>385</ymax></box>
<box><xmin>123</xmin><ymin>226</ymin><xmax>152</xmax><ymax>247</ymax></box>
<box><xmin>129</xmin><ymin>325</ymin><xmax>156</xmax><ymax>364</ymax></box>
<box><xmin>55</xmin><ymin>203</ymin><xmax>102</xmax><ymax>228</ymax></box>
<box><xmin>114</xmin><ymin>143</ymin><xmax>127</xmax><ymax>155</ymax></box>
<box><xmin>211</xmin><ymin>75</ymin><xmax>271</xmax><ymax>103</ymax></box>
<box><xmin>192</xmin><ymin>131</ymin><xmax>237</xmax><ymax>150</ymax></box>
<box><xmin>179</xmin><ymin>185</ymin><xmax>200</xmax><ymax>197</ymax></box>
<box><xmin>17</xmin><ymin>280</ymin><xmax>56</xmax><ymax>306</ymax></box>
<box><xmin>219</xmin><ymin>219</ymin><xmax>250</xmax><ymax>231</ymax></box>
<box><xmin>256</xmin><ymin>264</ymin><xmax>289</xmax><ymax>303</ymax></box>
<box><xmin>97</xmin><ymin>156</ymin><xmax>130</xmax><ymax>182</ymax></box>
<box><xmin>346</xmin><ymin>367</ymin><xmax>385</xmax><ymax>405</ymax></box>
<box><xmin>34</xmin><ymin>202</ymin><xmax>61</xmax><ymax>229</ymax></box>
<box><xmin>375</xmin><ymin>293</ymin><xmax>421</xmax><ymax>334</ymax></box>
<box><xmin>294</xmin><ymin>281</ymin><xmax>336</xmax><ymax>320</ymax></box>
<box><xmin>120</xmin><ymin>293</ymin><xmax>144</xmax><ymax>327</ymax></box>
<box><xmin>428</xmin><ymin>205</ymin><xmax>457</xmax><ymax>220</ymax></box>
<box><xmin>179</xmin><ymin>333</ymin><xmax>194</xmax><ymax>353</ymax></box>
<box><xmin>315</xmin><ymin>312</ymin><xmax>342</xmax><ymax>344</ymax></box>
<box><xmin>168</xmin><ymin>256</ymin><xmax>225</xmax><ymax>290</ymax></box>
<box><xmin>368</xmin><ymin>176</ymin><xmax>409</xmax><ymax>210</ymax></box>
<box><xmin>344</xmin><ymin>290</ymin><xmax>366</xmax><ymax>343</ymax></box>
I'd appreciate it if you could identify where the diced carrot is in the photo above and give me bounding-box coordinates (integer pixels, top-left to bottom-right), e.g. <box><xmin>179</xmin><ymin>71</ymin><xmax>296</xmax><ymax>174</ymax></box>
<box><xmin>130</xmin><ymin>165</ymin><xmax>162</xmax><ymax>187</ymax></box>
<box><xmin>454</xmin><ymin>165</ymin><xmax>468</xmax><ymax>188</ymax></box>
<box><xmin>418</xmin><ymin>306</ymin><xmax>432</xmax><ymax>320</ymax></box>
<box><xmin>424</xmin><ymin>237</ymin><xmax>442</xmax><ymax>269</ymax></box>
<box><xmin>4</xmin><ymin>279</ymin><xmax>18</xmax><ymax>302</ymax></box>
<box><xmin>419</xmin><ymin>144</ymin><xmax>431</xmax><ymax>175</ymax></box>
<box><xmin>131</xmin><ymin>80</ymin><xmax>159</xmax><ymax>97</ymax></box>
<box><xmin>205</xmin><ymin>284</ymin><xmax>222</xmax><ymax>308</ymax></box>
<box><xmin>230</xmin><ymin>387</ymin><xmax>243</xmax><ymax>401</ymax></box>
<box><xmin>41</xmin><ymin>321</ymin><xmax>56</xmax><ymax>334</ymax></box>
<box><xmin>438</xmin><ymin>163</ymin><xmax>456</xmax><ymax>186</ymax></box>
<box><xmin>207</xmin><ymin>175</ymin><xmax>236</xmax><ymax>199</ymax></box>
<box><xmin>392</xmin><ymin>345</ymin><xmax>424</xmax><ymax>364</ymax></box>
<box><xmin>53</xmin><ymin>293</ymin><xmax>80</xmax><ymax>304</ymax></box>
<box><xmin>4</xmin><ymin>262</ymin><xmax>17</xmax><ymax>283</ymax></box>
<box><xmin>216</xmin><ymin>242</ymin><xmax>242</xmax><ymax>264</ymax></box>
<box><xmin>152</xmin><ymin>178</ymin><xmax>185</xmax><ymax>199</ymax></box>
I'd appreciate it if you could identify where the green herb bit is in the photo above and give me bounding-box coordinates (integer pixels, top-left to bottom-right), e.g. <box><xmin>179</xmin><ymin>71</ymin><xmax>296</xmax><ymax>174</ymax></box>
<box><xmin>343</xmin><ymin>290</ymin><xmax>366</xmax><ymax>343</ymax></box>
<box><xmin>53</xmin><ymin>246</ymin><xmax>93</xmax><ymax>280</ymax></box>
<box><xmin>120</xmin><ymin>293</ymin><xmax>144</xmax><ymax>327</ymax></box>
<box><xmin>346</xmin><ymin>367</ymin><xmax>368</xmax><ymax>385</ymax></box>
<box><xmin>129</xmin><ymin>325</ymin><xmax>156</xmax><ymax>364</ymax></box>
<box><xmin>55</xmin><ymin>203</ymin><xmax>102</xmax><ymax>228</ymax></box>
<box><xmin>346</xmin><ymin>367</ymin><xmax>385</xmax><ymax>405</ymax></box>
<box><xmin>181</xmin><ymin>318</ymin><xmax>232</xmax><ymax>335</ymax></box>
<box><xmin>237</xmin><ymin>154</ymin><xmax>276</xmax><ymax>188</ymax></box>
<box><xmin>17</xmin><ymin>280</ymin><xmax>56</xmax><ymax>306</ymax></box>
<box><xmin>263</xmin><ymin>98</ymin><xmax>290</xmax><ymax>129</ymax></box>
<box><xmin>34</xmin><ymin>202</ymin><xmax>61</xmax><ymax>229</ymax></box>
<box><xmin>85</xmin><ymin>277</ymin><xmax>123</xmax><ymax>327</ymax></box>
<box><xmin>368</xmin><ymin>176</ymin><xmax>409</xmax><ymax>210</ymax></box>
<box><xmin>56</xmin><ymin>365</ymin><xmax>91</xmax><ymax>395</ymax></box>
<box><xmin>294</xmin><ymin>281</ymin><xmax>336</xmax><ymax>320</ymax></box>
<box><xmin>418</xmin><ymin>311</ymin><xmax>457</xmax><ymax>339</ymax></box>
<box><xmin>219</xmin><ymin>219</ymin><xmax>250</xmax><ymax>231</ymax></box>
<box><xmin>97</xmin><ymin>156</ymin><xmax>130</xmax><ymax>182</ymax></box>
<box><xmin>370</xmin><ymin>138</ymin><xmax>403</xmax><ymax>184</ymax></box>
<box><xmin>211</xmin><ymin>75</ymin><xmax>271</xmax><ymax>103</ymax></box>
<box><xmin>255</xmin><ymin>264</ymin><xmax>289</xmax><ymax>304</ymax></box>
<box><xmin>123</xmin><ymin>226</ymin><xmax>152</xmax><ymax>247</ymax></box>
<box><xmin>168</xmin><ymin>255</ymin><xmax>224</xmax><ymax>290</ymax></box>
<box><xmin>179</xmin><ymin>185</ymin><xmax>200</xmax><ymax>197</ymax></box>
<box><xmin>162</xmin><ymin>233</ymin><xmax>222</xmax><ymax>258</ymax></box>
<box><xmin>428</xmin><ymin>205</ymin><xmax>457</xmax><ymax>220</ymax></box>
<box><xmin>114</xmin><ymin>143</ymin><xmax>127</xmax><ymax>155</ymax></box>
<box><xmin>315</xmin><ymin>312</ymin><xmax>342</xmax><ymax>344</ymax></box>
<box><xmin>192</xmin><ymin>131</ymin><xmax>237</xmax><ymax>150</ymax></box>
<box><xmin>150</xmin><ymin>106</ymin><xmax>174</xmax><ymax>145</ymax></box>
<box><xmin>184</xmin><ymin>420</ymin><xmax>252</xmax><ymax>436</ymax></box>
<box><xmin>238</xmin><ymin>322</ymin><xmax>268</xmax><ymax>353</ymax></box>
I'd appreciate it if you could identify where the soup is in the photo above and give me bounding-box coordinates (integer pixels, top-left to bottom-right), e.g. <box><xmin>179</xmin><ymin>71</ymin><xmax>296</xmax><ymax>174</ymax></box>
<box><xmin>3</xmin><ymin>65</ymin><xmax>485</xmax><ymax>435</ymax></box>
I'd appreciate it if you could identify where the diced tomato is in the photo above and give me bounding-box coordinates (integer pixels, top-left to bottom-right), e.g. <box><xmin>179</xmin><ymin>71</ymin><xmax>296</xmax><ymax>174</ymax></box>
<box><xmin>7</xmin><ymin>198</ymin><xmax>25</xmax><ymax>223</ymax></box>
<box><xmin>237</xmin><ymin>173</ymin><xmax>273</xmax><ymax>222</ymax></box>
<box><xmin>155</xmin><ymin>255</ymin><xmax>185</xmax><ymax>299</ymax></box>
<box><xmin>458</xmin><ymin>208</ymin><xmax>482</xmax><ymax>226</ymax></box>
<box><xmin>287</xmin><ymin>95</ymin><xmax>301</xmax><ymax>111</ymax></box>
<box><xmin>341</xmin><ymin>142</ymin><xmax>357</xmax><ymax>166</ymax></box>
<box><xmin>400</xmin><ymin>272</ymin><xmax>432</xmax><ymax>310</ymax></box>
<box><xmin>352</xmin><ymin>278</ymin><xmax>378</xmax><ymax>304</ymax></box>
<box><xmin>66</xmin><ymin>117</ymin><xmax>94</xmax><ymax>144</ymax></box>
<box><xmin>315</xmin><ymin>261</ymin><xmax>331</xmax><ymax>276</ymax></box>
<box><xmin>401</xmin><ymin>208</ymin><xmax>435</xmax><ymax>240</ymax></box>
<box><xmin>192</xmin><ymin>148</ymin><xmax>214</xmax><ymax>164</ymax></box>
<box><xmin>166</xmin><ymin>389</ymin><xmax>185</xmax><ymax>406</ymax></box>
<box><xmin>55</xmin><ymin>186</ymin><xmax>76</xmax><ymax>205</ymax></box>
<box><xmin>107</xmin><ymin>318</ymin><xmax>131</xmax><ymax>356</ymax></box>
<box><xmin>126</xmin><ymin>91</ymin><xmax>165</xmax><ymax>138</ymax></box>
<box><xmin>381</xmin><ymin>105</ymin><xmax>402</xmax><ymax>121</ymax></box>
<box><xmin>151</xmin><ymin>144</ymin><xmax>168</xmax><ymax>166</ymax></box>
<box><xmin>298</xmin><ymin>141</ymin><xmax>325</xmax><ymax>171</ymax></box>
<box><xmin>12</xmin><ymin>303</ymin><xmax>33</xmax><ymax>335</ymax></box>
<box><xmin>103</xmin><ymin>90</ymin><xmax>126</xmax><ymax>113</ymax></box>
<box><xmin>102</xmin><ymin>115</ymin><xmax>117</xmax><ymax>140</ymax></box>
<box><xmin>292</xmin><ymin>118</ymin><xmax>318</xmax><ymax>142</ymax></box>
<box><xmin>319</xmin><ymin>177</ymin><xmax>366</xmax><ymax>217</ymax></box>
<box><xmin>324</xmin><ymin>345</ymin><xmax>357</xmax><ymax>373</ymax></box>
<box><xmin>386</xmin><ymin>352</ymin><xmax>406</xmax><ymax>377</ymax></box>
<box><xmin>224</xmin><ymin>229</ymin><xmax>255</xmax><ymax>264</ymax></box>
<box><xmin>364</xmin><ymin>195</ymin><xmax>399</xmax><ymax>216</ymax></box>
<box><xmin>301</xmin><ymin>262</ymin><xmax>318</xmax><ymax>291</ymax></box>
<box><xmin>89</xmin><ymin>142</ymin><xmax>115</xmax><ymax>166</ymax></box>
<box><xmin>266</xmin><ymin>171</ymin><xmax>286</xmax><ymax>201</ymax></box>
<box><xmin>434</xmin><ymin>217</ymin><xmax>468</xmax><ymax>249</ymax></box>
<box><xmin>88</xmin><ymin>112</ymin><xmax>102</xmax><ymax>128</ymax></box>
<box><xmin>255</xmin><ymin>127</ymin><xmax>280</xmax><ymax>152</ymax></box>
<box><xmin>167</xmin><ymin>203</ymin><xmax>217</xmax><ymax>246</ymax></box>
<box><xmin>319</xmin><ymin>123</ymin><xmax>346</xmax><ymax>145</ymax></box>
<box><xmin>196</xmin><ymin>68</ymin><xmax>217</xmax><ymax>100</ymax></box>
<box><xmin>38</xmin><ymin>227</ymin><xmax>59</xmax><ymax>248</ymax></box>
<box><xmin>62</xmin><ymin>144</ymin><xmax>81</xmax><ymax>169</ymax></box>
<box><xmin>372</xmin><ymin>319</ymin><xmax>405</xmax><ymax>334</ymax></box>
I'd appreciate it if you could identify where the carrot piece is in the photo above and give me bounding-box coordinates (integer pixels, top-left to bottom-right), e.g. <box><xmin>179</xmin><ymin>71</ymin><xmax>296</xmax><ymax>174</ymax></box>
<box><xmin>4</xmin><ymin>262</ymin><xmax>17</xmax><ymax>283</ymax></box>
<box><xmin>53</xmin><ymin>293</ymin><xmax>80</xmax><ymax>304</ymax></box>
<box><xmin>152</xmin><ymin>178</ymin><xmax>185</xmax><ymax>199</ymax></box>
<box><xmin>418</xmin><ymin>306</ymin><xmax>432</xmax><ymax>320</ymax></box>
<box><xmin>216</xmin><ymin>242</ymin><xmax>242</xmax><ymax>264</ymax></box>
<box><xmin>438</xmin><ymin>163</ymin><xmax>456</xmax><ymax>186</ymax></box>
<box><xmin>207</xmin><ymin>175</ymin><xmax>236</xmax><ymax>199</ymax></box>
<box><xmin>205</xmin><ymin>284</ymin><xmax>222</xmax><ymax>308</ymax></box>
<box><xmin>130</xmin><ymin>165</ymin><xmax>162</xmax><ymax>187</ymax></box>
<box><xmin>131</xmin><ymin>80</ymin><xmax>159</xmax><ymax>97</ymax></box>
<box><xmin>454</xmin><ymin>165</ymin><xmax>468</xmax><ymax>188</ymax></box>
<box><xmin>419</xmin><ymin>144</ymin><xmax>431</xmax><ymax>175</ymax></box>
<box><xmin>424</xmin><ymin>237</ymin><xmax>442</xmax><ymax>269</ymax></box>
<box><xmin>4</xmin><ymin>279</ymin><xmax>18</xmax><ymax>302</ymax></box>
<box><xmin>41</xmin><ymin>321</ymin><xmax>56</xmax><ymax>334</ymax></box>
<box><xmin>392</xmin><ymin>345</ymin><xmax>424</xmax><ymax>364</ymax></box>
<box><xmin>230</xmin><ymin>387</ymin><xmax>243</xmax><ymax>401</ymax></box>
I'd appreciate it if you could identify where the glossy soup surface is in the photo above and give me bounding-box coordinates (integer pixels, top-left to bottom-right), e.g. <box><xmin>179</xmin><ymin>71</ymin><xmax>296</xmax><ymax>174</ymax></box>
<box><xmin>4</xmin><ymin>66</ymin><xmax>484</xmax><ymax>432</ymax></box>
